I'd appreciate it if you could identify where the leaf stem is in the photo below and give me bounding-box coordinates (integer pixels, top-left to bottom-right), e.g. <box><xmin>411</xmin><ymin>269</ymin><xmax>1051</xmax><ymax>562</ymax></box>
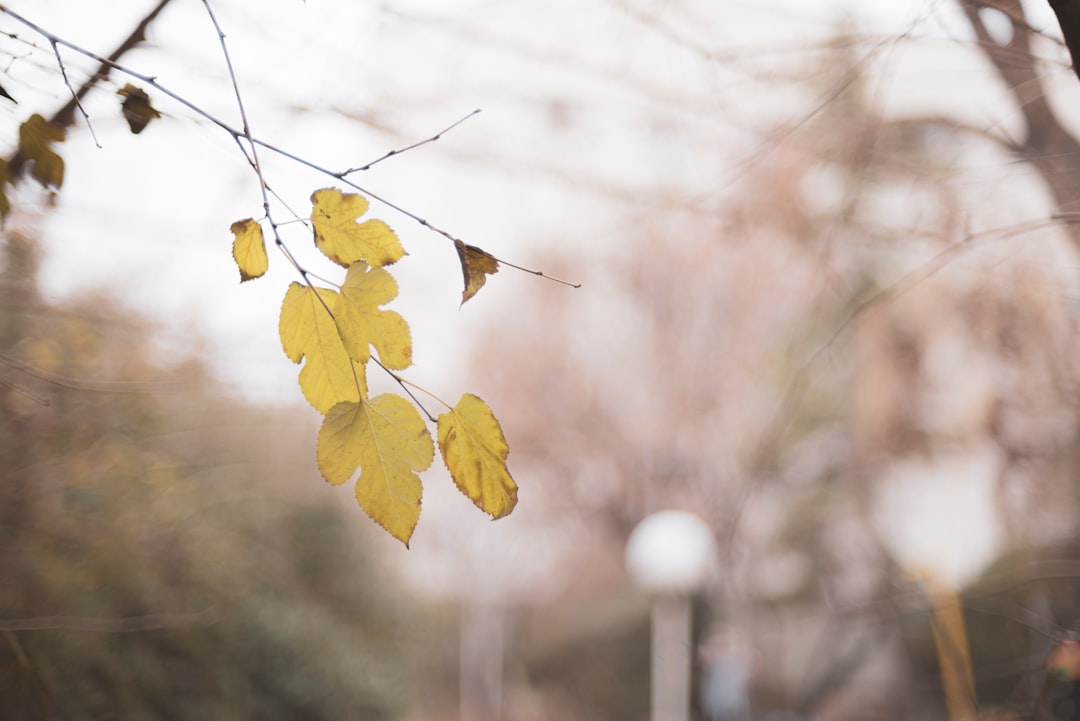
<box><xmin>370</xmin><ymin>357</ymin><xmax>445</xmax><ymax>421</ymax></box>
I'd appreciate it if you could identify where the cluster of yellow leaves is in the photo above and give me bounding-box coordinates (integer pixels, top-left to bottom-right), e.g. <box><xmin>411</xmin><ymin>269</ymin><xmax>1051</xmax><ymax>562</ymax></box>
<box><xmin>0</xmin><ymin>64</ymin><xmax>514</xmax><ymax>545</ymax></box>
<box><xmin>231</xmin><ymin>187</ymin><xmax>517</xmax><ymax>545</ymax></box>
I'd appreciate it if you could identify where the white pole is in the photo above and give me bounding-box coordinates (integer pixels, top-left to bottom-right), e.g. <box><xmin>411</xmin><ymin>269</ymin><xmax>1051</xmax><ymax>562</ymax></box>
<box><xmin>651</xmin><ymin>595</ymin><xmax>692</xmax><ymax>721</ymax></box>
<box><xmin>626</xmin><ymin>511</ymin><xmax>715</xmax><ymax>721</ymax></box>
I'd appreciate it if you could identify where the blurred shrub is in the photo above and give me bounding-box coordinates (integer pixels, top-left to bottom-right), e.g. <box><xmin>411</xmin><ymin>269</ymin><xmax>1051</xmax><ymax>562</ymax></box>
<box><xmin>0</xmin><ymin>231</ymin><xmax>428</xmax><ymax>720</ymax></box>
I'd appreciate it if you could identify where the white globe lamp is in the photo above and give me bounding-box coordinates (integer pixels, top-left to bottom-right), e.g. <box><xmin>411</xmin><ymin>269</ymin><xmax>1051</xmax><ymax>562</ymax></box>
<box><xmin>626</xmin><ymin>510</ymin><xmax>717</xmax><ymax>721</ymax></box>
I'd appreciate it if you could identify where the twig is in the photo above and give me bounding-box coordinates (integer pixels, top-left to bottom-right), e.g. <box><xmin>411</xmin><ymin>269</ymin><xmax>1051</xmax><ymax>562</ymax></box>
<box><xmin>496</xmin><ymin>256</ymin><xmax>581</xmax><ymax>288</ymax></box>
<box><xmin>48</xmin><ymin>38</ymin><xmax>98</xmax><ymax>147</ymax></box>
<box><xmin>374</xmin><ymin>358</ymin><xmax>440</xmax><ymax>422</ymax></box>
<box><xmin>0</xmin><ymin>372</ymin><xmax>49</xmax><ymax>405</ymax></box>
<box><xmin>339</xmin><ymin>108</ymin><xmax>482</xmax><ymax>175</ymax></box>
<box><xmin>199</xmin><ymin>0</ymin><xmax>315</xmax><ymax>287</ymax></box>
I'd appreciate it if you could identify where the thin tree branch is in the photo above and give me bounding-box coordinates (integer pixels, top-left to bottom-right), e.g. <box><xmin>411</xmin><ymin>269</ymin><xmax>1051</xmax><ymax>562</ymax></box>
<box><xmin>48</xmin><ymin>38</ymin><xmax>98</xmax><ymax>147</ymax></box>
<box><xmin>339</xmin><ymin>108</ymin><xmax>482</xmax><ymax>176</ymax></box>
<box><xmin>958</xmin><ymin>0</ymin><xmax>1080</xmax><ymax>247</ymax></box>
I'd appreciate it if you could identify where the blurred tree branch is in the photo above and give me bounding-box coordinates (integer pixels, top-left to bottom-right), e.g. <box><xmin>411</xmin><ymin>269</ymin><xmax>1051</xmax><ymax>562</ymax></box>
<box><xmin>1049</xmin><ymin>0</ymin><xmax>1080</xmax><ymax>81</ymax></box>
<box><xmin>957</xmin><ymin>0</ymin><xmax>1080</xmax><ymax>245</ymax></box>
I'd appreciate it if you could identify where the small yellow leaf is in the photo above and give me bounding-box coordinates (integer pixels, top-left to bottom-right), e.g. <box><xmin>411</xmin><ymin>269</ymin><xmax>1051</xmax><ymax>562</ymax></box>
<box><xmin>311</xmin><ymin>187</ymin><xmax>405</xmax><ymax>268</ymax></box>
<box><xmin>117</xmin><ymin>83</ymin><xmax>161</xmax><ymax>135</ymax></box>
<box><xmin>437</xmin><ymin>393</ymin><xmax>517</xmax><ymax>519</ymax></box>
<box><xmin>279</xmin><ymin>282</ymin><xmax>367</xmax><ymax>412</ymax></box>
<box><xmin>318</xmin><ymin>395</ymin><xmax>435</xmax><ymax>546</ymax></box>
<box><xmin>18</xmin><ymin>114</ymin><xmax>65</xmax><ymax>189</ymax></box>
<box><xmin>454</xmin><ymin>240</ymin><xmax>500</xmax><ymax>304</ymax></box>
<box><xmin>334</xmin><ymin>262</ymin><xmax>412</xmax><ymax>370</ymax></box>
<box><xmin>230</xmin><ymin>218</ymin><xmax>268</xmax><ymax>282</ymax></box>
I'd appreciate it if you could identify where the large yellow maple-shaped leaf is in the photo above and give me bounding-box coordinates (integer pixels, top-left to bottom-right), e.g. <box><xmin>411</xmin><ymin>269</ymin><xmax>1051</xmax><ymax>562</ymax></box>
<box><xmin>437</xmin><ymin>393</ymin><xmax>517</xmax><ymax>519</ymax></box>
<box><xmin>230</xmin><ymin>218</ymin><xmax>268</xmax><ymax>282</ymax></box>
<box><xmin>334</xmin><ymin>262</ymin><xmax>412</xmax><ymax>370</ymax></box>
<box><xmin>318</xmin><ymin>395</ymin><xmax>435</xmax><ymax>546</ymax></box>
<box><xmin>279</xmin><ymin>282</ymin><xmax>367</xmax><ymax>412</ymax></box>
<box><xmin>19</xmin><ymin>114</ymin><xmax>65</xmax><ymax>189</ymax></box>
<box><xmin>311</xmin><ymin>187</ymin><xmax>405</xmax><ymax>268</ymax></box>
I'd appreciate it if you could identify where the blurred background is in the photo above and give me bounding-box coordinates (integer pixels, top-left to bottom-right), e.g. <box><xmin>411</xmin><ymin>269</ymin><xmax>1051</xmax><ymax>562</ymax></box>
<box><xmin>4</xmin><ymin>0</ymin><xmax>1080</xmax><ymax>719</ymax></box>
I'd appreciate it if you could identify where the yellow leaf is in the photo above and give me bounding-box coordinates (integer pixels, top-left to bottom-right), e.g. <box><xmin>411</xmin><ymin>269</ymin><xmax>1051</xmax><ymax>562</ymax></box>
<box><xmin>230</xmin><ymin>218</ymin><xmax>268</xmax><ymax>282</ymax></box>
<box><xmin>454</xmin><ymin>240</ymin><xmax>500</xmax><ymax>304</ymax></box>
<box><xmin>437</xmin><ymin>393</ymin><xmax>517</xmax><ymax>519</ymax></box>
<box><xmin>279</xmin><ymin>282</ymin><xmax>367</xmax><ymax>412</ymax></box>
<box><xmin>318</xmin><ymin>395</ymin><xmax>435</xmax><ymax>546</ymax></box>
<box><xmin>18</xmin><ymin>114</ymin><xmax>65</xmax><ymax>189</ymax></box>
<box><xmin>334</xmin><ymin>262</ymin><xmax>412</xmax><ymax>370</ymax></box>
<box><xmin>310</xmin><ymin>187</ymin><xmax>405</xmax><ymax>268</ymax></box>
<box><xmin>117</xmin><ymin>83</ymin><xmax>161</xmax><ymax>135</ymax></box>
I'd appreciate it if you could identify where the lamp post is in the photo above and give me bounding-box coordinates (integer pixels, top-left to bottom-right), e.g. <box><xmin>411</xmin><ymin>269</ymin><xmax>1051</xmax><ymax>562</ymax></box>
<box><xmin>875</xmin><ymin>448</ymin><xmax>1002</xmax><ymax>721</ymax></box>
<box><xmin>626</xmin><ymin>510</ymin><xmax>717</xmax><ymax>721</ymax></box>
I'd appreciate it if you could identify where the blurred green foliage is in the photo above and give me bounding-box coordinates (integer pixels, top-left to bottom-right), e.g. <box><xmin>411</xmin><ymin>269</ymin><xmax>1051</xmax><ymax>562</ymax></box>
<box><xmin>0</xmin><ymin>230</ymin><xmax>429</xmax><ymax>720</ymax></box>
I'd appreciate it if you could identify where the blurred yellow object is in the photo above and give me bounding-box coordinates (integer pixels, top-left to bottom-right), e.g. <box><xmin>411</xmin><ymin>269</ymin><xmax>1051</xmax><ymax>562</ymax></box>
<box><xmin>929</xmin><ymin>587</ymin><xmax>977</xmax><ymax>721</ymax></box>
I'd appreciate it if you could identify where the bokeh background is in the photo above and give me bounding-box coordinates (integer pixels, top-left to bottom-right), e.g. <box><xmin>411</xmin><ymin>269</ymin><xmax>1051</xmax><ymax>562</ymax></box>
<box><xmin>5</xmin><ymin>1</ymin><xmax>1080</xmax><ymax>719</ymax></box>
